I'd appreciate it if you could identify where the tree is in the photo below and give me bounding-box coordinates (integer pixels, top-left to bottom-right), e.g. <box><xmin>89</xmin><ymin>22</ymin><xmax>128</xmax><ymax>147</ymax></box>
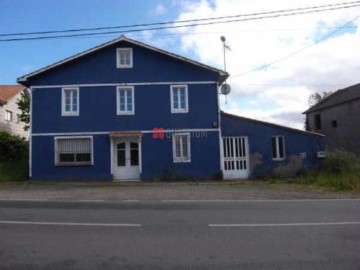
<box><xmin>308</xmin><ymin>91</ymin><xmax>333</xmax><ymax>107</ymax></box>
<box><xmin>304</xmin><ymin>91</ymin><xmax>333</xmax><ymax>131</ymax></box>
<box><xmin>16</xmin><ymin>92</ymin><xmax>30</xmax><ymax>131</ymax></box>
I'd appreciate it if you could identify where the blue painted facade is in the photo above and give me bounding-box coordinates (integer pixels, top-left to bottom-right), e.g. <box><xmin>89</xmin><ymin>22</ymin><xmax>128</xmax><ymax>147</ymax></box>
<box><xmin>19</xmin><ymin>36</ymin><xmax>225</xmax><ymax>181</ymax></box>
<box><xmin>221</xmin><ymin>112</ymin><xmax>324</xmax><ymax>177</ymax></box>
<box><xmin>18</xmin><ymin>36</ymin><xmax>324</xmax><ymax>181</ymax></box>
<box><xmin>31</xmin><ymin>84</ymin><xmax>219</xmax><ymax>134</ymax></box>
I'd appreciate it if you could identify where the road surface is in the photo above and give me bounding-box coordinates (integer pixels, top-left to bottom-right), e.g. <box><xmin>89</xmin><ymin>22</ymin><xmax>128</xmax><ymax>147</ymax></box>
<box><xmin>0</xmin><ymin>199</ymin><xmax>360</xmax><ymax>269</ymax></box>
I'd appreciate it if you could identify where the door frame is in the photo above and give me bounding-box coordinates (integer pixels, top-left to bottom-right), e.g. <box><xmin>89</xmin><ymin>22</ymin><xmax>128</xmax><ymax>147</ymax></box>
<box><xmin>110</xmin><ymin>135</ymin><xmax>142</xmax><ymax>181</ymax></box>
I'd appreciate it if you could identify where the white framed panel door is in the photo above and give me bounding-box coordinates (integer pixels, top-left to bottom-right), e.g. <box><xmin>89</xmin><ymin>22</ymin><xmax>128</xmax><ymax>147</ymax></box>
<box><xmin>113</xmin><ymin>139</ymin><xmax>140</xmax><ymax>180</ymax></box>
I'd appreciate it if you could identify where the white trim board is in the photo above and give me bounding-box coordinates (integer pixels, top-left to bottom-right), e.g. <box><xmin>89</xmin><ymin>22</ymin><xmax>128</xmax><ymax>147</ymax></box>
<box><xmin>32</xmin><ymin>128</ymin><xmax>220</xmax><ymax>137</ymax></box>
<box><xmin>31</xmin><ymin>81</ymin><xmax>217</xmax><ymax>89</ymax></box>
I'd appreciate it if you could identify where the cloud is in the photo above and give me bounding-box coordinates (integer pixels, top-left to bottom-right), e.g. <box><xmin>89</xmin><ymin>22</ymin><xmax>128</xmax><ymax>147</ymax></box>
<box><xmin>153</xmin><ymin>3</ymin><xmax>166</xmax><ymax>15</ymax></box>
<box><xmin>165</xmin><ymin>0</ymin><xmax>360</xmax><ymax>129</ymax></box>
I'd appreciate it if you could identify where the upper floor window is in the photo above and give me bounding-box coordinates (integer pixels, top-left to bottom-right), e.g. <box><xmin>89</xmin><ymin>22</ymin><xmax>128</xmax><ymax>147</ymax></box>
<box><xmin>55</xmin><ymin>136</ymin><xmax>93</xmax><ymax>166</ymax></box>
<box><xmin>5</xmin><ymin>110</ymin><xmax>12</xmax><ymax>122</ymax></box>
<box><xmin>271</xmin><ymin>136</ymin><xmax>285</xmax><ymax>160</ymax></box>
<box><xmin>314</xmin><ymin>113</ymin><xmax>321</xmax><ymax>129</ymax></box>
<box><xmin>62</xmin><ymin>88</ymin><xmax>79</xmax><ymax>116</ymax></box>
<box><xmin>172</xmin><ymin>133</ymin><xmax>191</xmax><ymax>163</ymax></box>
<box><xmin>117</xmin><ymin>48</ymin><xmax>133</xmax><ymax>68</ymax></box>
<box><xmin>171</xmin><ymin>85</ymin><xmax>188</xmax><ymax>113</ymax></box>
<box><xmin>117</xmin><ymin>86</ymin><xmax>134</xmax><ymax>115</ymax></box>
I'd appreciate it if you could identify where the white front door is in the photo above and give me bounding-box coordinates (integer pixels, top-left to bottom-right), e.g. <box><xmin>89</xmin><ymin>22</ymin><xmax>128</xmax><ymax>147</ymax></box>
<box><xmin>113</xmin><ymin>140</ymin><xmax>140</xmax><ymax>180</ymax></box>
<box><xmin>222</xmin><ymin>137</ymin><xmax>250</xmax><ymax>179</ymax></box>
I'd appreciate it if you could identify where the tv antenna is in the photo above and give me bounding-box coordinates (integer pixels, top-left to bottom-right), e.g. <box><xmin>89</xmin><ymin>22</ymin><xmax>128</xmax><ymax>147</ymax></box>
<box><xmin>220</xmin><ymin>36</ymin><xmax>231</xmax><ymax>104</ymax></box>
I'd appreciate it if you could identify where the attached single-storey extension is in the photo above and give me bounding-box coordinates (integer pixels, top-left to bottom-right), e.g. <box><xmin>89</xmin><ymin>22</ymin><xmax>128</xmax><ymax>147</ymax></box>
<box><xmin>221</xmin><ymin>112</ymin><xmax>324</xmax><ymax>179</ymax></box>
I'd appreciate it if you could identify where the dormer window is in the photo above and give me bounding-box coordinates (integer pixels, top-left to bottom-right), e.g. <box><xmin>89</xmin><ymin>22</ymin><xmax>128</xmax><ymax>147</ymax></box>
<box><xmin>116</xmin><ymin>48</ymin><xmax>133</xmax><ymax>68</ymax></box>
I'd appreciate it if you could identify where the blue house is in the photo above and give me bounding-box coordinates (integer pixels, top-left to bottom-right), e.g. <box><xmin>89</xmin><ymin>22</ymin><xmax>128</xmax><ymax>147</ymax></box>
<box><xmin>18</xmin><ymin>36</ymin><xmax>324</xmax><ymax>181</ymax></box>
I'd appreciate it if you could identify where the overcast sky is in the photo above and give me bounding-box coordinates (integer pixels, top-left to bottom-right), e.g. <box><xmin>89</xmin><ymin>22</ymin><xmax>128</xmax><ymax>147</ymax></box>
<box><xmin>1</xmin><ymin>0</ymin><xmax>359</xmax><ymax>129</ymax></box>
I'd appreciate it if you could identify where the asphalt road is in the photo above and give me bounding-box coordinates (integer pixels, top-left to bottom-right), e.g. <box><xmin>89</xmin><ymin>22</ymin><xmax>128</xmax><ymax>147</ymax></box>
<box><xmin>0</xmin><ymin>199</ymin><xmax>360</xmax><ymax>269</ymax></box>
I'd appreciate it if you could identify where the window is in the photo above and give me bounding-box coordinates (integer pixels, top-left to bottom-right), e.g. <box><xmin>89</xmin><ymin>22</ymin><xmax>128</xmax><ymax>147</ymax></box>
<box><xmin>171</xmin><ymin>85</ymin><xmax>188</xmax><ymax>113</ymax></box>
<box><xmin>62</xmin><ymin>88</ymin><xmax>79</xmax><ymax>116</ymax></box>
<box><xmin>314</xmin><ymin>113</ymin><xmax>321</xmax><ymax>129</ymax></box>
<box><xmin>55</xmin><ymin>137</ymin><xmax>93</xmax><ymax>166</ymax></box>
<box><xmin>271</xmin><ymin>136</ymin><xmax>285</xmax><ymax>160</ymax></box>
<box><xmin>117</xmin><ymin>86</ymin><xmax>134</xmax><ymax>115</ymax></box>
<box><xmin>116</xmin><ymin>48</ymin><xmax>133</xmax><ymax>68</ymax></box>
<box><xmin>4</xmin><ymin>110</ymin><xmax>12</xmax><ymax>122</ymax></box>
<box><xmin>16</xmin><ymin>114</ymin><xmax>20</xmax><ymax>123</ymax></box>
<box><xmin>172</xmin><ymin>133</ymin><xmax>191</xmax><ymax>162</ymax></box>
<box><xmin>331</xmin><ymin>120</ymin><xmax>337</xmax><ymax>128</ymax></box>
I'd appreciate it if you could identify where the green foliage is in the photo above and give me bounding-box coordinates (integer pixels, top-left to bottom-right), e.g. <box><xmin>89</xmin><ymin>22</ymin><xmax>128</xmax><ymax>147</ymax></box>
<box><xmin>0</xmin><ymin>131</ymin><xmax>28</xmax><ymax>162</ymax></box>
<box><xmin>308</xmin><ymin>91</ymin><xmax>333</xmax><ymax>107</ymax></box>
<box><xmin>0</xmin><ymin>159</ymin><xmax>28</xmax><ymax>182</ymax></box>
<box><xmin>16</xmin><ymin>92</ymin><xmax>30</xmax><ymax>131</ymax></box>
<box><xmin>295</xmin><ymin>150</ymin><xmax>360</xmax><ymax>190</ymax></box>
<box><xmin>321</xmin><ymin>150</ymin><xmax>360</xmax><ymax>175</ymax></box>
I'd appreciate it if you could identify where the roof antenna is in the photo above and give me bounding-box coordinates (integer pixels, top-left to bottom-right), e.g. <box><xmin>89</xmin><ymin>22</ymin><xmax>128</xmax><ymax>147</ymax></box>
<box><xmin>220</xmin><ymin>36</ymin><xmax>231</xmax><ymax>104</ymax></box>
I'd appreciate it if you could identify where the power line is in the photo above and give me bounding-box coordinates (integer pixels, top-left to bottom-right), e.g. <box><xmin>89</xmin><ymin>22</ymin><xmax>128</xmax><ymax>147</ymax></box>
<box><xmin>0</xmin><ymin>1</ymin><xmax>359</xmax><ymax>42</ymax></box>
<box><xmin>229</xmin><ymin>14</ymin><xmax>360</xmax><ymax>79</ymax></box>
<box><xmin>1</xmin><ymin>0</ymin><xmax>359</xmax><ymax>37</ymax></box>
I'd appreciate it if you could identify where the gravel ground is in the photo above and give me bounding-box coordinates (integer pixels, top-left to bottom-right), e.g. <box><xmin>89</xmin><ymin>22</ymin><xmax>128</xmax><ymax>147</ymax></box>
<box><xmin>0</xmin><ymin>181</ymin><xmax>359</xmax><ymax>201</ymax></box>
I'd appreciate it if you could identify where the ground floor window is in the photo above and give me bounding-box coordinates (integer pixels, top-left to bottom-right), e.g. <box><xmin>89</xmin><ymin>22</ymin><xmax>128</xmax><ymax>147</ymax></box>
<box><xmin>271</xmin><ymin>136</ymin><xmax>285</xmax><ymax>160</ymax></box>
<box><xmin>172</xmin><ymin>133</ymin><xmax>191</xmax><ymax>162</ymax></box>
<box><xmin>55</xmin><ymin>136</ymin><xmax>93</xmax><ymax>166</ymax></box>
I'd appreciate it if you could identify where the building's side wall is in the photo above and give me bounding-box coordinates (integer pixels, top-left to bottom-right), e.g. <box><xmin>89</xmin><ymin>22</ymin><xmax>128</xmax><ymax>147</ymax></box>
<box><xmin>0</xmin><ymin>93</ymin><xmax>29</xmax><ymax>139</ymax></box>
<box><xmin>306</xmin><ymin>99</ymin><xmax>360</xmax><ymax>156</ymax></box>
<box><xmin>221</xmin><ymin>114</ymin><xmax>324</xmax><ymax>178</ymax></box>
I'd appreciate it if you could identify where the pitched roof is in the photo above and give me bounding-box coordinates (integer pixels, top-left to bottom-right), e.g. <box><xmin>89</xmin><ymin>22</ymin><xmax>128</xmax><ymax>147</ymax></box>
<box><xmin>0</xmin><ymin>85</ymin><xmax>26</xmax><ymax>105</ymax></box>
<box><xmin>17</xmin><ymin>35</ymin><xmax>229</xmax><ymax>85</ymax></box>
<box><xmin>221</xmin><ymin>111</ymin><xmax>324</xmax><ymax>137</ymax></box>
<box><xmin>304</xmin><ymin>83</ymin><xmax>360</xmax><ymax>114</ymax></box>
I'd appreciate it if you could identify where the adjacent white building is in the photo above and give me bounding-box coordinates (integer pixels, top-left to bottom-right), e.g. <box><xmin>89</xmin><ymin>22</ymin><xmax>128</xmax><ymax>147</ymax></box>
<box><xmin>0</xmin><ymin>85</ymin><xmax>29</xmax><ymax>139</ymax></box>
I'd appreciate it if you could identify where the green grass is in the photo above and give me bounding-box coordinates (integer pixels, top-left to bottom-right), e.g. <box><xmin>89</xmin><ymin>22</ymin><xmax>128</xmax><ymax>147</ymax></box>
<box><xmin>0</xmin><ymin>159</ymin><xmax>28</xmax><ymax>182</ymax></box>
<box><xmin>295</xmin><ymin>171</ymin><xmax>360</xmax><ymax>191</ymax></box>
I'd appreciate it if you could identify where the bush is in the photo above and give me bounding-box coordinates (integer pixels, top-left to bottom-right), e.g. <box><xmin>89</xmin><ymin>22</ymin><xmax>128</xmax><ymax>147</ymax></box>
<box><xmin>295</xmin><ymin>150</ymin><xmax>360</xmax><ymax>190</ymax></box>
<box><xmin>0</xmin><ymin>159</ymin><xmax>28</xmax><ymax>182</ymax></box>
<box><xmin>0</xmin><ymin>131</ymin><xmax>28</xmax><ymax>162</ymax></box>
<box><xmin>321</xmin><ymin>150</ymin><xmax>360</xmax><ymax>175</ymax></box>
<box><xmin>0</xmin><ymin>131</ymin><xmax>29</xmax><ymax>181</ymax></box>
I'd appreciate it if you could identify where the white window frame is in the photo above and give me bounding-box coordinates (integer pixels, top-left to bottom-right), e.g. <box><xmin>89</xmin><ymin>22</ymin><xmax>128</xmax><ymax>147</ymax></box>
<box><xmin>116</xmin><ymin>48</ymin><xmax>133</xmax><ymax>68</ymax></box>
<box><xmin>54</xmin><ymin>136</ymin><xmax>93</xmax><ymax>166</ymax></box>
<box><xmin>172</xmin><ymin>133</ymin><xmax>191</xmax><ymax>163</ymax></box>
<box><xmin>4</xmin><ymin>110</ymin><xmax>12</xmax><ymax>122</ymax></box>
<box><xmin>170</xmin><ymin>85</ymin><xmax>188</xmax><ymax>113</ymax></box>
<box><xmin>117</xmin><ymin>86</ymin><xmax>135</xmax><ymax>115</ymax></box>
<box><xmin>62</xmin><ymin>87</ymin><xmax>79</xmax><ymax>116</ymax></box>
<box><xmin>271</xmin><ymin>135</ymin><xmax>286</xmax><ymax>161</ymax></box>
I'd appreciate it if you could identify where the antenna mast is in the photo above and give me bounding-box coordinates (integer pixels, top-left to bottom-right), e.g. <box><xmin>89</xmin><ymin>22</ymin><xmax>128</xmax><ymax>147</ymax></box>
<box><xmin>220</xmin><ymin>36</ymin><xmax>231</xmax><ymax>104</ymax></box>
